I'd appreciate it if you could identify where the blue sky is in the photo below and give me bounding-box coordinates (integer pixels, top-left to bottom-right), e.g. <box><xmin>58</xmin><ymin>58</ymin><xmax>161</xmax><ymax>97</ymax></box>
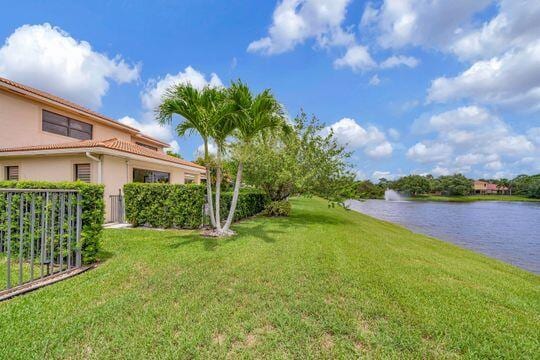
<box><xmin>1</xmin><ymin>0</ymin><xmax>538</xmax><ymax>180</ymax></box>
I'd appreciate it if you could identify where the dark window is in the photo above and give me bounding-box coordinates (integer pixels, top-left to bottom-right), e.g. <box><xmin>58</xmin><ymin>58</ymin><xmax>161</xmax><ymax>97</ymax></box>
<box><xmin>74</xmin><ymin>163</ymin><xmax>91</xmax><ymax>183</ymax></box>
<box><xmin>5</xmin><ymin>166</ymin><xmax>19</xmax><ymax>181</ymax></box>
<box><xmin>136</xmin><ymin>142</ymin><xmax>158</xmax><ymax>151</ymax></box>
<box><xmin>184</xmin><ymin>175</ymin><xmax>195</xmax><ymax>184</ymax></box>
<box><xmin>133</xmin><ymin>168</ymin><xmax>170</xmax><ymax>183</ymax></box>
<box><xmin>42</xmin><ymin>110</ymin><xmax>93</xmax><ymax>140</ymax></box>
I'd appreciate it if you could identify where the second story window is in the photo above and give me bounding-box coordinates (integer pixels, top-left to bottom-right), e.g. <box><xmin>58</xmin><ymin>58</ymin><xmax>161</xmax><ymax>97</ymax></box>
<box><xmin>42</xmin><ymin>110</ymin><xmax>93</xmax><ymax>140</ymax></box>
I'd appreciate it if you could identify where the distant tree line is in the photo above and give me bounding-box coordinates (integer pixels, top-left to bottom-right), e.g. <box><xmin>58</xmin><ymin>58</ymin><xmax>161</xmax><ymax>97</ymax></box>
<box><xmin>353</xmin><ymin>173</ymin><xmax>540</xmax><ymax>199</ymax></box>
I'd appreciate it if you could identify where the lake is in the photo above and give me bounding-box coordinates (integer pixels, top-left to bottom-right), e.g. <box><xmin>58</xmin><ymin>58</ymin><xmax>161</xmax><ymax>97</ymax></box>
<box><xmin>345</xmin><ymin>199</ymin><xmax>540</xmax><ymax>274</ymax></box>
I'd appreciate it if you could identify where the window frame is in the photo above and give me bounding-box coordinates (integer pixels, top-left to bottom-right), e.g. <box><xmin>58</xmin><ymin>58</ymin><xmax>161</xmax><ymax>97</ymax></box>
<box><xmin>5</xmin><ymin>166</ymin><xmax>19</xmax><ymax>181</ymax></box>
<box><xmin>74</xmin><ymin>163</ymin><xmax>91</xmax><ymax>183</ymax></box>
<box><xmin>42</xmin><ymin>110</ymin><xmax>93</xmax><ymax>140</ymax></box>
<box><xmin>133</xmin><ymin>168</ymin><xmax>170</xmax><ymax>184</ymax></box>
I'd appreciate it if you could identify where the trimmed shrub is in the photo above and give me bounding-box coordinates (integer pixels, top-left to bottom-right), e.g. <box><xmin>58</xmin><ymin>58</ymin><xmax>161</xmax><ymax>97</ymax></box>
<box><xmin>124</xmin><ymin>183</ymin><xmax>206</xmax><ymax>229</ymax></box>
<box><xmin>124</xmin><ymin>183</ymin><xmax>268</xmax><ymax>228</ymax></box>
<box><xmin>262</xmin><ymin>200</ymin><xmax>292</xmax><ymax>217</ymax></box>
<box><xmin>0</xmin><ymin>180</ymin><xmax>104</xmax><ymax>264</ymax></box>
<box><xmin>220</xmin><ymin>191</ymin><xmax>270</xmax><ymax>221</ymax></box>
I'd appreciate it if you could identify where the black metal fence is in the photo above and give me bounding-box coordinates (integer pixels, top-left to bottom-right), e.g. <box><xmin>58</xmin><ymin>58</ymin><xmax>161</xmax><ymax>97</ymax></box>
<box><xmin>0</xmin><ymin>189</ymin><xmax>82</xmax><ymax>291</ymax></box>
<box><xmin>109</xmin><ymin>190</ymin><xmax>124</xmax><ymax>223</ymax></box>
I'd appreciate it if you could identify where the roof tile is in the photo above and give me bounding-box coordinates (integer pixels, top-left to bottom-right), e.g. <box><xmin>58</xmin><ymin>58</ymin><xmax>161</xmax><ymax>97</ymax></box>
<box><xmin>0</xmin><ymin>138</ymin><xmax>205</xmax><ymax>171</ymax></box>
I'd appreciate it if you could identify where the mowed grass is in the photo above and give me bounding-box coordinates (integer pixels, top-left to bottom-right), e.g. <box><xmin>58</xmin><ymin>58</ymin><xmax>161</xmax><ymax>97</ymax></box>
<box><xmin>0</xmin><ymin>197</ymin><xmax>538</xmax><ymax>359</ymax></box>
<box><xmin>411</xmin><ymin>194</ymin><xmax>540</xmax><ymax>202</ymax></box>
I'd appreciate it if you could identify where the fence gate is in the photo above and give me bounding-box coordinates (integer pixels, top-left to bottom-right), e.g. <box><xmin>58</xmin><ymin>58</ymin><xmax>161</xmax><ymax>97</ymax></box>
<box><xmin>0</xmin><ymin>189</ymin><xmax>82</xmax><ymax>294</ymax></box>
<box><xmin>109</xmin><ymin>190</ymin><xmax>124</xmax><ymax>223</ymax></box>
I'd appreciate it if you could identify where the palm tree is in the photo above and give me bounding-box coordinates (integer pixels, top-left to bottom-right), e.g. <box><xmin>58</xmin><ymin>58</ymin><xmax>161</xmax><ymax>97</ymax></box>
<box><xmin>208</xmin><ymin>95</ymin><xmax>238</xmax><ymax>232</ymax></box>
<box><xmin>156</xmin><ymin>84</ymin><xmax>227</xmax><ymax>228</ymax></box>
<box><xmin>496</xmin><ymin>178</ymin><xmax>511</xmax><ymax>195</ymax></box>
<box><xmin>221</xmin><ymin>81</ymin><xmax>288</xmax><ymax>233</ymax></box>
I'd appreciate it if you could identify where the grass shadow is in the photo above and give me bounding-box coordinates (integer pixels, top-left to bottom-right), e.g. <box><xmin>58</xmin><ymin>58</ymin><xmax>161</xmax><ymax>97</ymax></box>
<box><xmin>235</xmin><ymin>222</ymin><xmax>287</xmax><ymax>243</ymax></box>
<box><xmin>167</xmin><ymin>233</ymin><xmax>222</xmax><ymax>252</ymax></box>
<box><xmin>96</xmin><ymin>250</ymin><xmax>115</xmax><ymax>263</ymax></box>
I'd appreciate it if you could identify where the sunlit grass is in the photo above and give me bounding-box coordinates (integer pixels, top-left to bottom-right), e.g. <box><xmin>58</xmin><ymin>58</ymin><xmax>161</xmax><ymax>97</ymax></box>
<box><xmin>0</xmin><ymin>197</ymin><xmax>538</xmax><ymax>358</ymax></box>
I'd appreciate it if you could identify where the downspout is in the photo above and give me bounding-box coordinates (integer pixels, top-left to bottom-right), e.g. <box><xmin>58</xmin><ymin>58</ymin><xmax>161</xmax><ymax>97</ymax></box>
<box><xmin>85</xmin><ymin>152</ymin><xmax>102</xmax><ymax>183</ymax></box>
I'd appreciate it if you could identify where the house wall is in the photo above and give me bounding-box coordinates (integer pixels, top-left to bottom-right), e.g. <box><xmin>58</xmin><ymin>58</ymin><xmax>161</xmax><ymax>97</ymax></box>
<box><xmin>0</xmin><ymin>89</ymin><xmax>133</xmax><ymax>148</ymax></box>
<box><xmin>100</xmin><ymin>156</ymin><xmax>205</xmax><ymax>221</ymax></box>
<box><xmin>0</xmin><ymin>155</ymin><xmax>95</xmax><ymax>182</ymax></box>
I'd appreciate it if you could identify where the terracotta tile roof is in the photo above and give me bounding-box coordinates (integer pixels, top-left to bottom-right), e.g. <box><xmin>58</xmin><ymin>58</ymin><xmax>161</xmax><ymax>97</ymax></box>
<box><xmin>0</xmin><ymin>76</ymin><xmax>167</xmax><ymax>146</ymax></box>
<box><xmin>0</xmin><ymin>138</ymin><xmax>206</xmax><ymax>171</ymax></box>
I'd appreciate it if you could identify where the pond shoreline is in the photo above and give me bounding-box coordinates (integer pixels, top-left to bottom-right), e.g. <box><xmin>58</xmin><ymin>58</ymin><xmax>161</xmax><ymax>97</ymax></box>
<box><xmin>346</xmin><ymin>199</ymin><xmax>540</xmax><ymax>274</ymax></box>
<box><xmin>409</xmin><ymin>195</ymin><xmax>540</xmax><ymax>202</ymax></box>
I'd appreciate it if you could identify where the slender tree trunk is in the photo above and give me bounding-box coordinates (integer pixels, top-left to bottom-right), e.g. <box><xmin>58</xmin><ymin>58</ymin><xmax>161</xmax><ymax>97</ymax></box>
<box><xmin>223</xmin><ymin>161</ymin><xmax>243</xmax><ymax>232</ymax></box>
<box><xmin>204</xmin><ymin>141</ymin><xmax>216</xmax><ymax>228</ymax></box>
<box><xmin>214</xmin><ymin>146</ymin><xmax>222</xmax><ymax>231</ymax></box>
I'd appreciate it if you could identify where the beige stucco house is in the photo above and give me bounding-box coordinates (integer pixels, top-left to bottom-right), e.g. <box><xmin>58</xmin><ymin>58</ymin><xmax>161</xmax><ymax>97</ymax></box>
<box><xmin>0</xmin><ymin>76</ymin><xmax>205</xmax><ymax>222</ymax></box>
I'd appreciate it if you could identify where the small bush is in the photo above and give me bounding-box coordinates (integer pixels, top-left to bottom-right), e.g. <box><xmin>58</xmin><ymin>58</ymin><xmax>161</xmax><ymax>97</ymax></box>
<box><xmin>0</xmin><ymin>180</ymin><xmax>104</xmax><ymax>264</ymax></box>
<box><xmin>124</xmin><ymin>183</ymin><xmax>268</xmax><ymax>228</ymax></box>
<box><xmin>263</xmin><ymin>200</ymin><xmax>292</xmax><ymax>217</ymax></box>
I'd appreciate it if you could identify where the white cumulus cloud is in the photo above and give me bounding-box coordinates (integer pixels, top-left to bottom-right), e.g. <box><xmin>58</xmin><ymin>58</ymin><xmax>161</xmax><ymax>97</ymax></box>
<box><xmin>408</xmin><ymin>106</ymin><xmax>537</xmax><ymax>177</ymax></box>
<box><xmin>118</xmin><ymin>116</ymin><xmax>173</xmax><ymax>142</ymax></box>
<box><xmin>369</xmin><ymin>74</ymin><xmax>381</xmax><ymax>86</ymax></box>
<box><xmin>0</xmin><ymin>23</ymin><xmax>139</xmax><ymax>109</ymax></box>
<box><xmin>195</xmin><ymin>142</ymin><xmax>218</xmax><ymax>158</ymax></box>
<box><xmin>323</xmin><ymin>117</ymin><xmax>392</xmax><ymax>158</ymax></box>
<box><xmin>450</xmin><ymin>0</ymin><xmax>540</xmax><ymax>61</ymax></box>
<box><xmin>247</xmin><ymin>0</ymin><xmax>353</xmax><ymax>55</ymax></box>
<box><xmin>367</xmin><ymin>0</ymin><xmax>492</xmax><ymax>49</ymax></box>
<box><xmin>334</xmin><ymin>45</ymin><xmax>376</xmax><ymax>72</ymax></box>
<box><xmin>141</xmin><ymin>66</ymin><xmax>222</xmax><ymax>111</ymax></box>
<box><xmin>166</xmin><ymin>140</ymin><xmax>181</xmax><ymax>154</ymax></box>
<box><xmin>407</xmin><ymin>142</ymin><xmax>453</xmax><ymax>163</ymax></box>
<box><xmin>380</xmin><ymin>55</ymin><xmax>419</xmax><ymax>69</ymax></box>
<box><xmin>428</xmin><ymin>41</ymin><xmax>540</xmax><ymax>111</ymax></box>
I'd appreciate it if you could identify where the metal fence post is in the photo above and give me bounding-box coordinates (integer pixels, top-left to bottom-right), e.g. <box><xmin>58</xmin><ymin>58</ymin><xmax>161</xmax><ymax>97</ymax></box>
<box><xmin>6</xmin><ymin>193</ymin><xmax>12</xmax><ymax>289</ymax></box>
<box><xmin>18</xmin><ymin>194</ymin><xmax>24</xmax><ymax>286</ymax></box>
<box><xmin>29</xmin><ymin>195</ymin><xmax>35</xmax><ymax>281</ymax></box>
<box><xmin>76</xmin><ymin>192</ymin><xmax>82</xmax><ymax>268</ymax></box>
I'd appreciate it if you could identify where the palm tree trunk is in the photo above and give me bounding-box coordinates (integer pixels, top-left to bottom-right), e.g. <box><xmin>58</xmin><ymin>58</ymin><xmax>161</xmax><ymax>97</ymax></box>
<box><xmin>223</xmin><ymin>161</ymin><xmax>243</xmax><ymax>232</ymax></box>
<box><xmin>204</xmin><ymin>142</ymin><xmax>216</xmax><ymax>228</ymax></box>
<box><xmin>214</xmin><ymin>146</ymin><xmax>222</xmax><ymax>231</ymax></box>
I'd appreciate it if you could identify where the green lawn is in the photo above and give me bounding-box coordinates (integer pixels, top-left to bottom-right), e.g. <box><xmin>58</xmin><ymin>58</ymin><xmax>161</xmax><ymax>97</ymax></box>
<box><xmin>0</xmin><ymin>197</ymin><xmax>538</xmax><ymax>358</ymax></box>
<box><xmin>410</xmin><ymin>194</ymin><xmax>540</xmax><ymax>202</ymax></box>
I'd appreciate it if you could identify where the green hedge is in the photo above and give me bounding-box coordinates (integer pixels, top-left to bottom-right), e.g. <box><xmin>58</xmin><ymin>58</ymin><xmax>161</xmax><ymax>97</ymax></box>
<box><xmin>124</xmin><ymin>183</ymin><xmax>206</xmax><ymax>229</ymax></box>
<box><xmin>124</xmin><ymin>183</ymin><xmax>268</xmax><ymax>229</ymax></box>
<box><xmin>219</xmin><ymin>191</ymin><xmax>269</xmax><ymax>221</ymax></box>
<box><xmin>0</xmin><ymin>181</ymin><xmax>104</xmax><ymax>264</ymax></box>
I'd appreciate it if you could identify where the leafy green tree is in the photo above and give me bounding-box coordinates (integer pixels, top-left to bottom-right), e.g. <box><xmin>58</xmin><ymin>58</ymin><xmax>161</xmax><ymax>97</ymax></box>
<box><xmin>355</xmin><ymin>180</ymin><xmax>385</xmax><ymax>199</ymax></box>
<box><xmin>438</xmin><ymin>174</ymin><xmax>473</xmax><ymax>196</ymax></box>
<box><xmin>394</xmin><ymin>175</ymin><xmax>430</xmax><ymax>196</ymax></box>
<box><xmin>527</xmin><ymin>179</ymin><xmax>540</xmax><ymax>198</ymax></box>
<box><xmin>512</xmin><ymin>174</ymin><xmax>540</xmax><ymax>196</ymax></box>
<box><xmin>241</xmin><ymin>112</ymin><xmax>354</xmax><ymax>204</ymax></box>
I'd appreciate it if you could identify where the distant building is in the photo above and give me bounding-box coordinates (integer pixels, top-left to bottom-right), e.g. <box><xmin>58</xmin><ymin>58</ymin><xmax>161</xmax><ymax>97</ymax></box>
<box><xmin>473</xmin><ymin>180</ymin><xmax>508</xmax><ymax>195</ymax></box>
